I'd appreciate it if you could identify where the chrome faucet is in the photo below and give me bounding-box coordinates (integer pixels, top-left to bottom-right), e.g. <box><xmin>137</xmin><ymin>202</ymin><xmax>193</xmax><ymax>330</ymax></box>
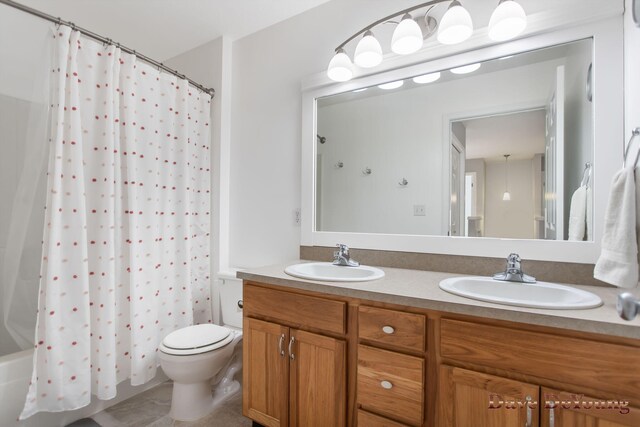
<box><xmin>333</xmin><ymin>244</ymin><xmax>360</xmax><ymax>267</ymax></box>
<box><xmin>493</xmin><ymin>253</ymin><xmax>536</xmax><ymax>283</ymax></box>
<box><xmin>618</xmin><ymin>293</ymin><xmax>640</xmax><ymax>320</ymax></box>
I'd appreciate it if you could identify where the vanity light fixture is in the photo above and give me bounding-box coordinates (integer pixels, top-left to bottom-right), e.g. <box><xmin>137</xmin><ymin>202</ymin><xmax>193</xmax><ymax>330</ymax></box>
<box><xmin>503</xmin><ymin>154</ymin><xmax>511</xmax><ymax>201</ymax></box>
<box><xmin>437</xmin><ymin>0</ymin><xmax>474</xmax><ymax>45</ymax></box>
<box><xmin>378</xmin><ymin>80</ymin><xmax>404</xmax><ymax>90</ymax></box>
<box><xmin>354</xmin><ymin>30</ymin><xmax>383</xmax><ymax>68</ymax></box>
<box><xmin>326</xmin><ymin>0</ymin><xmax>527</xmax><ymax>82</ymax></box>
<box><xmin>392</xmin><ymin>13</ymin><xmax>424</xmax><ymax>54</ymax></box>
<box><xmin>488</xmin><ymin>0</ymin><xmax>528</xmax><ymax>41</ymax></box>
<box><xmin>450</xmin><ymin>63</ymin><xmax>481</xmax><ymax>74</ymax></box>
<box><xmin>327</xmin><ymin>48</ymin><xmax>353</xmax><ymax>82</ymax></box>
<box><xmin>413</xmin><ymin>71</ymin><xmax>441</xmax><ymax>84</ymax></box>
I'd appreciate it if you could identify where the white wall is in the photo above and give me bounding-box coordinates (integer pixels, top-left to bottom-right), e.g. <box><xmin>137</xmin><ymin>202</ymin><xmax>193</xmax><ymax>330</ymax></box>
<box><xmin>563</xmin><ymin>42</ymin><xmax>594</xmax><ymax>239</ymax></box>
<box><xmin>625</xmin><ymin>0</ymin><xmax>640</xmax><ymax>143</ymax></box>
<box><xmin>484</xmin><ymin>158</ymin><xmax>535</xmax><ymax>238</ymax></box>
<box><xmin>316</xmin><ymin>90</ymin><xmax>445</xmax><ymax>236</ymax></box>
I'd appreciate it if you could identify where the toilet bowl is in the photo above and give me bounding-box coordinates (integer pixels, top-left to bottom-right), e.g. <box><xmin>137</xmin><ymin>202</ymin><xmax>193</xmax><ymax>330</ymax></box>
<box><xmin>159</xmin><ymin>277</ymin><xmax>244</xmax><ymax>421</ymax></box>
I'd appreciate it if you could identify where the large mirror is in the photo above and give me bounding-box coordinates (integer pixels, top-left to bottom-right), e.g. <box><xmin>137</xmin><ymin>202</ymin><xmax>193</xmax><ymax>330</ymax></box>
<box><xmin>315</xmin><ymin>39</ymin><xmax>593</xmax><ymax>241</ymax></box>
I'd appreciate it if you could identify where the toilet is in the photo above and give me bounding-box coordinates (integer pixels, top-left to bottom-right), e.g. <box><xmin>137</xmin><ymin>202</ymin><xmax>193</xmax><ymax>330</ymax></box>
<box><xmin>158</xmin><ymin>278</ymin><xmax>243</xmax><ymax>421</ymax></box>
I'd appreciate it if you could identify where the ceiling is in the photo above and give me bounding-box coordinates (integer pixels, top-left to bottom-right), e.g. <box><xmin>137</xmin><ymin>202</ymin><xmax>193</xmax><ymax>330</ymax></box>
<box><xmin>463</xmin><ymin>110</ymin><xmax>547</xmax><ymax>161</ymax></box>
<box><xmin>16</xmin><ymin>0</ymin><xmax>332</xmax><ymax>60</ymax></box>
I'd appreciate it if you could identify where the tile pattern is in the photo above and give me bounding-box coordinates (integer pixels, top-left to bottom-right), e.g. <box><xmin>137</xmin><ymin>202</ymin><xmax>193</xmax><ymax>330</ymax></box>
<box><xmin>90</xmin><ymin>382</ymin><xmax>251</xmax><ymax>427</ymax></box>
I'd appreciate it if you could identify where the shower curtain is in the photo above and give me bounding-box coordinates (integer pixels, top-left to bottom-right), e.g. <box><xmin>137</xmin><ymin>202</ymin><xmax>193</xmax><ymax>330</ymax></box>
<box><xmin>21</xmin><ymin>26</ymin><xmax>212</xmax><ymax>418</ymax></box>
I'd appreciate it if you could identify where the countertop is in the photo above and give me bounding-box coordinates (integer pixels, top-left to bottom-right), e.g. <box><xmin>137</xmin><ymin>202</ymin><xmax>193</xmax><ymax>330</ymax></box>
<box><xmin>237</xmin><ymin>260</ymin><xmax>640</xmax><ymax>340</ymax></box>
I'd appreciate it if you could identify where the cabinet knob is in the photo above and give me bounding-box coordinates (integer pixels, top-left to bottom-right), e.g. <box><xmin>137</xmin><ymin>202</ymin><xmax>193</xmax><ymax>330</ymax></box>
<box><xmin>382</xmin><ymin>325</ymin><xmax>395</xmax><ymax>334</ymax></box>
<box><xmin>380</xmin><ymin>380</ymin><xmax>393</xmax><ymax>390</ymax></box>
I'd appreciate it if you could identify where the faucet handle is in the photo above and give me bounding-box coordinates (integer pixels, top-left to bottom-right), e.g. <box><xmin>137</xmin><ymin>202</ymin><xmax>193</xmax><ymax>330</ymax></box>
<box><xmin>507</xmin><ymin>253</ymin><xmax>521</xmax><ymax>262</ymax></box>
<box><xmin>336</xmin><ymin>243</ymin><xmax>349</xmax><ymax>255</ymax></box>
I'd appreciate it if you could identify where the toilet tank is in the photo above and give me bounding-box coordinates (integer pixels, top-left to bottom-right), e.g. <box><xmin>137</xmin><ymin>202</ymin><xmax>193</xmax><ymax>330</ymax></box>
<box><xmin>219</xmin><ymin>277</ymin><xmax>243</xmax><ymax>329</ymax></box>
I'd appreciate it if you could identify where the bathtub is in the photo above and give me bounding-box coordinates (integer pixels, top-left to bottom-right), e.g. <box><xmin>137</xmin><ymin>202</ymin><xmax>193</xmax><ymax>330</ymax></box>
<box><xmin>0</xmin><ymin>349</ymin><xmax>167</xmax><ymax>427</ymax></box>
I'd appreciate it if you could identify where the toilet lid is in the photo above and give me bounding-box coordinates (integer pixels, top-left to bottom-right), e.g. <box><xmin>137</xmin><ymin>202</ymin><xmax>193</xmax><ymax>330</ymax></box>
<box><xmin>162</xmin><ymin>324</ymin><xmax>231</xmax><ymax>350</ymax></box>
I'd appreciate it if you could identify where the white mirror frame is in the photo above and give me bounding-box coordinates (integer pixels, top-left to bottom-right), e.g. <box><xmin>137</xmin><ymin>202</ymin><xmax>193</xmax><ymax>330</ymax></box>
<box><xmin>301</xmin><ymin>15</ymin><xmax>623</xmax><ymax>264</ymax></box>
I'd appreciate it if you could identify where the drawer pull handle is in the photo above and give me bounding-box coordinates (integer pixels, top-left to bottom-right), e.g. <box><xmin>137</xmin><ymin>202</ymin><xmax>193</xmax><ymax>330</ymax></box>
<box><xmin>278</xmin><ymin>334</ymin><xmax>285</xmax><ymax>357</ymax></box>
<box><xmin>382</xmin><ymin>325</ymin><xmax>395</xmax><ymax>334</ymax></box>
<box><xmin>525</xmin><ymin>395</ymin><xmax>532</xmax><ymax>427</ymax></box>
<box><xmin>380</xmin><ymin>380</ymin><xmax>393</xmax><ymax>390</ymax></box>
<box><xmin>289</xmin><ymin>336</ymin><xmax>295</xmax><ymax>360</ymax></box>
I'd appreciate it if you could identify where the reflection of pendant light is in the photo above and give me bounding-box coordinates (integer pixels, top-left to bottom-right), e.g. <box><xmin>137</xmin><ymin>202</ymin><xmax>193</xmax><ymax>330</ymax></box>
<box><xmin>503</xmin><ymin>154</ymin><xmax>511</xmax><ymax>201</ymax></box>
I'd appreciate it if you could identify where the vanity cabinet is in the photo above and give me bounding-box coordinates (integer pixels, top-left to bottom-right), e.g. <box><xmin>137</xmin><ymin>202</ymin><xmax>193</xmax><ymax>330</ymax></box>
<box><xmin>356</xmin><ymin>306</ymin><xmax>426</xmax><ymax>426</ymax></box>
<box><xmin>243</xmin><ymin>283</ymin><xmax>347</xmax><ymax>427</ymax></box>
<box><xmin>539</xmin><ymin>388</ymin><xmax>640</xmax><ymax>427</ymax></box>
<box><xmin>242</xmin><ymin>280</ymin><xmax>640</xmax><ymax>427</ymax></box>
<box><xmin>438</xmin><ymin>319</ymin><xmax>640</xmax><ymax>427</ymax></box>
<box><xmin>438</xmin><ymin>366</ymin><xmax>539</xmax><ymax>427</ymax></box>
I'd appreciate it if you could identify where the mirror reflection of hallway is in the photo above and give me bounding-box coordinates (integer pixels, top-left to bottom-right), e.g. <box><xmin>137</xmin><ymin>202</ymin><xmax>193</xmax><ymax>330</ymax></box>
<box><xmin>452</xmin><ymin>109</ymin><xmax>548</xmax><ymax>240</ymax></box>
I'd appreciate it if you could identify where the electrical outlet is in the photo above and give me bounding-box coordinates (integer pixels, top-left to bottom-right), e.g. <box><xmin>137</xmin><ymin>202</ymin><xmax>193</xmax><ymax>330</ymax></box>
<box><xmin>294</xmin><ymin>208</ymin><xmax>301</xmax><ymax>225</ymax></box>
<box><xmin>413</xmin><ymin>205</ymin><xmax>426</xmax><ymax>216</ymax></box>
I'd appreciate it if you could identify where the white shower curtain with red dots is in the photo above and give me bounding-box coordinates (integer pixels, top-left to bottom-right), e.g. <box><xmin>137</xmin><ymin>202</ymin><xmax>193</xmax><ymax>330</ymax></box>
<box><xmin>20</xmin><ymin>25</ymin><xmax>212</xmax><ymax>419</ymax></box>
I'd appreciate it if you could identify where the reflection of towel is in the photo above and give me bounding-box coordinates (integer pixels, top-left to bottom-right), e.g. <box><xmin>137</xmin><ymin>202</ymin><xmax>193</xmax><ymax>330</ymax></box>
<box><xmin>594</xmin><ymin>166</ymin><xmax>638</xmax><ymax>288</ymax></box>
<box><xmin>568</xmin><ymin>186</ymin><xmax>587</xmax><ymax>241</ymax></box>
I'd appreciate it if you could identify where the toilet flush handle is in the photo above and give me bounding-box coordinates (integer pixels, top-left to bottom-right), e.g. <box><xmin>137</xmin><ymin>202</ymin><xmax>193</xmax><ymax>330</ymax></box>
<box><xmin>237</xmin><ymin>300</ymin><xmax>243</xmax><ymax>309</ymax></box>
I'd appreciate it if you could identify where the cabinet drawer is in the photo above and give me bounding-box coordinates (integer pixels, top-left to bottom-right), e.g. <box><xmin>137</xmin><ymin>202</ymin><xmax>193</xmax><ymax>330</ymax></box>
<box><xmin>440</xmin><ymin>319</ymin><xmax>640</xmax><ymax>402</ymax></box>
<box><xmin>244</xmin><ymin>283</ymin><xmax>346</xmax><ymax>335</ymax></box>
<box><xmin>357</xmin><ymin>345</ymin><xmax>424</xmax><ymax>426</ymax></box>
<box><xmin>358</xmin><ymin>305</ymin><xmax>425</xmax><ymax>352</ymax></box>
<box><xmin>358</xmin><ymin>409</ymin><xmax>410</xmax><ymax>427</ymax></box>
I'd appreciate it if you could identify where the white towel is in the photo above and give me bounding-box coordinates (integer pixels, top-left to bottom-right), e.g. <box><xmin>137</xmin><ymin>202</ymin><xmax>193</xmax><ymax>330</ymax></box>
<box><xmin>568</xmin><ymin>186</ymin><xmax>587</xmax><ymax>241</ymax></box>
<box><xmin>594</xmin><ymin>166</ymin><xmax>639</xmax><ymax>288</ymax></box>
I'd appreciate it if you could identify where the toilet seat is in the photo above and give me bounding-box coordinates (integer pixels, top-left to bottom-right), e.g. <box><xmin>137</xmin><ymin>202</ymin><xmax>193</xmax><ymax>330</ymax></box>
<box><xmin>160</xmin><ymin>324</ymin><xmax>233</xmax><ymax>356</ymax></box>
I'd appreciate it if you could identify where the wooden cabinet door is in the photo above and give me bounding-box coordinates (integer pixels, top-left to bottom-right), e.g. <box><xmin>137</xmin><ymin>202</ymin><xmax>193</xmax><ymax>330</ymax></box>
<box><xmin>289</xmin><ymin>329</ymin><xmax>346</xmax><ymax>427</ymax></box>
<box><xmin>243</xmin><ymin>318</ymin><xmax>289</xmax><ymax>427</ymax></box>
<box><xmin>540</xmin><ymin>388</ymin><xmax>640</xmax><ymax>427</ymax></box>
<box><xmin>438</xmin><ymin>365</ymin><xmax>540</xmax><ymax>427</ymax></box>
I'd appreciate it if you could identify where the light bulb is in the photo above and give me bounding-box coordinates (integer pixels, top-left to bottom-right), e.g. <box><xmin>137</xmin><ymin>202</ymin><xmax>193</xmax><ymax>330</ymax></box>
<box><xmin>327</xmin><ymin>49</ymin><xmax>353</xmax><ymax>82</ymax></box>
<box><xmin>503</xmin><ymin>191</ymin><xmax>511</xmax><ymax>201</ymax></box>
<box><xmin>450</xmin><ymin>63</ymin><xmax>481</xmax><ymax>74</ymax></box>
<box><xmin>378</xmin><ymin>80</ymin><xmax>404</xmax><ymax>90</ymax></box>
<box><xmin>413</xmin><ymin>72</ymin><xmax>441</xmax><ymax>84</ymax></box>
<box><xmin>437</xmin><ymin>0</ymin><xmax>473</xmax><ymax>45</ymax></box>
<box><xmin>488</xmin><ymin>0</ymin><xmax>527</xmax><ymax>41</ymax></box>
<box><xmin>354</xmin><ymin>31</ymin><xmax>383</xmax><ymax>68</ymax></box>
<box><xmin>391</xmin><ymin>13</ymin><xmax>423</xmax><ymax>55</ymax></box>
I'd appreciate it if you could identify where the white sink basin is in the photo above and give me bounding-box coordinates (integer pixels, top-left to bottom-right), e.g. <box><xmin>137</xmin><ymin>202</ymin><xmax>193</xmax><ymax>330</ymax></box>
<box><xmin>284</xmin><ymin>262</ymin><xmax>385</xmax><ymax>282</ymax></box>
<box><xmin>439</xmin><ymin>276</ymin><xmax>603</xmax><ymax>310</ymax></box>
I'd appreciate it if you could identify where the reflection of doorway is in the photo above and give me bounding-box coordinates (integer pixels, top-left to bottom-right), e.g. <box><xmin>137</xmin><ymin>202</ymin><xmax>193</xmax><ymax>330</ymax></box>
<box><xmin>464</xmin><ymin>172</ymin><xmax>477</xmax><ymax>236</ymax></box>
<box><xmin>451</xmin><ymin>108</ymin><xmax>547</xmax><ymax>239</ymax></box>
<box><xmin>450</xmin><ymin>136</ymin><xmax>465</xmax><ymax>236</ymax></box>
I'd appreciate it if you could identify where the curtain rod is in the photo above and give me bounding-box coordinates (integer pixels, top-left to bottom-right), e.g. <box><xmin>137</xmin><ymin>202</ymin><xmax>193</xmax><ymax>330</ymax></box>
<box><xmin>0</xmin><ymin>0</ymin><xmax>215</xmax><ymax>98</ymax></box>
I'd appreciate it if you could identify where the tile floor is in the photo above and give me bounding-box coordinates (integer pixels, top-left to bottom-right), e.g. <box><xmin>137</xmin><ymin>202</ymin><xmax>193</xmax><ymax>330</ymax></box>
<box><xmin>89</xmin><ymin>381</ymin><xmax>252</xmax><ymax>427</ymax></box>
